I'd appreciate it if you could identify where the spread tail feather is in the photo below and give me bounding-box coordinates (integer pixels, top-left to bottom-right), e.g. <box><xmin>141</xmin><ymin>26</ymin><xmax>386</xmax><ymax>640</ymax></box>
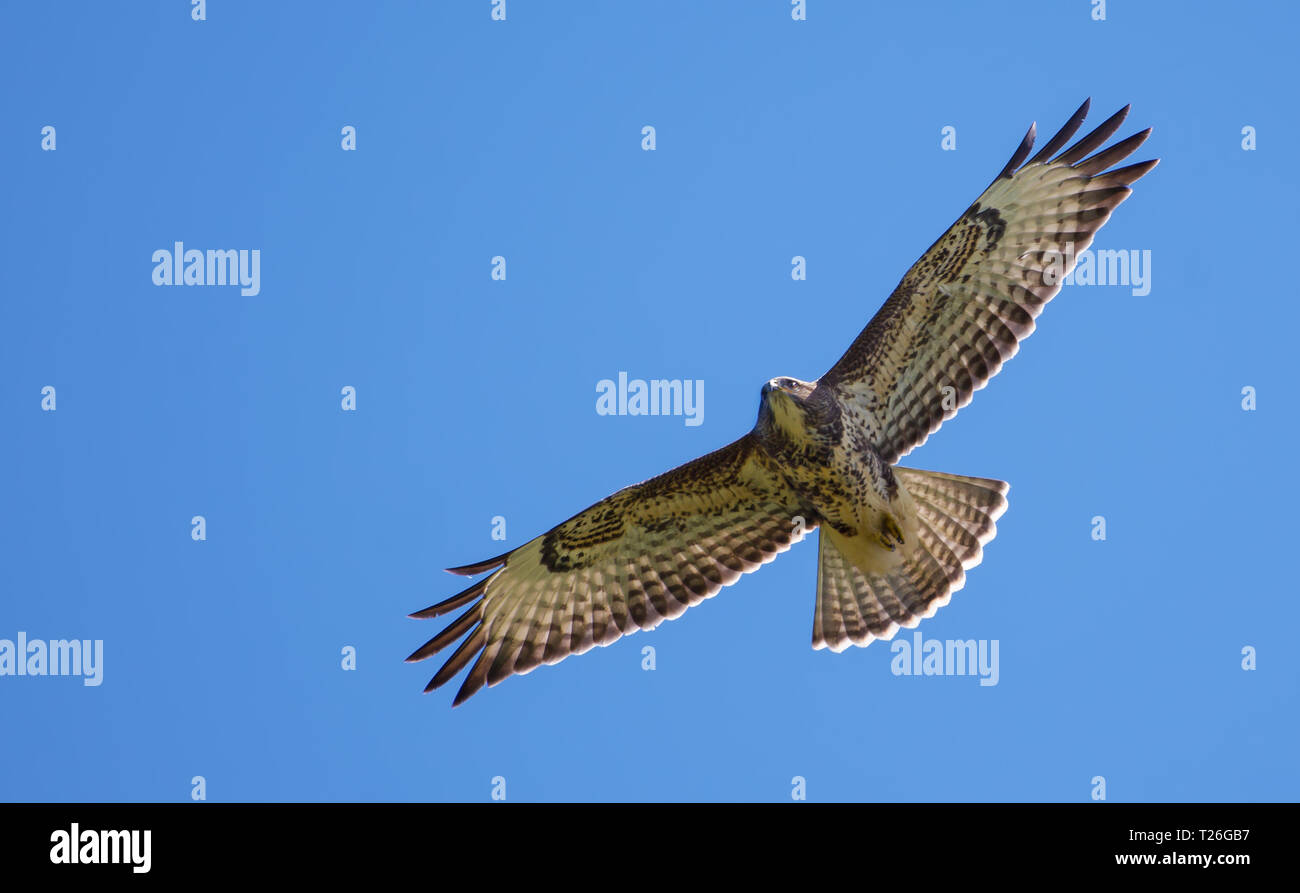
<box><xmin>812</xmin><ymin>467</ymin><xmax>1009</xmax><ymax>652</ymax></box>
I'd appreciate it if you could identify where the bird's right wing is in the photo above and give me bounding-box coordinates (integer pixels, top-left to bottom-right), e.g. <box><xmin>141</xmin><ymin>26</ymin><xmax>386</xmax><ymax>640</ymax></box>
<box><xmin>821</xmin><ymin>99</ymin><xmax>1158</xmax><ymax>465</ymax></box>
<box><xmin>408</xmin><ymin>434</ymin><xmax>814</xmax><ymax>705</ymax></box>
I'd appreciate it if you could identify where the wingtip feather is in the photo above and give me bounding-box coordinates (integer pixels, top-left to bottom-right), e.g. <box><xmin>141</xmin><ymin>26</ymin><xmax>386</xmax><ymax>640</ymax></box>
<box><xmin>995</xmin><ymin>122</ymin><xmax>1036</xmax><ymax>180</ymax></box>
<box><xmin>445</xmin><ymin>551</ymin><xmax>510</xmax><ymax>576</ymax></box>
<box><xmin>1055</xmin><ymin>104</ymin><xmax>1132</xmax><ymax>165</ymax></box>
<box><xmin>1027</xmin><ymin>98</ymin><xmax>1092</xmax><ymax>165</ymax></box>
<box><xmin>409</xmin><ymin>577</ymin><xmax>490</xmax><ymax>619</ymax></box>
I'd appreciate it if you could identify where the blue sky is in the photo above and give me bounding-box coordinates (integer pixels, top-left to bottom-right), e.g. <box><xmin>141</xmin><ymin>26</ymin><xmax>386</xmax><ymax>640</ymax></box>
<box><xmin>1</xmin><ymin>1</ymin><xmax>1297</xmax><ymax>802</ymax></box>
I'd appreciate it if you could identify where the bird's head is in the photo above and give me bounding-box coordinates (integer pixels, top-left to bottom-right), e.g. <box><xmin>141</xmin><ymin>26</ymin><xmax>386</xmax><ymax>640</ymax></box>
<box><xmin>760</xmin><ymin>376</ymin><xmax>817</xmax><ymax>434</ymax></box>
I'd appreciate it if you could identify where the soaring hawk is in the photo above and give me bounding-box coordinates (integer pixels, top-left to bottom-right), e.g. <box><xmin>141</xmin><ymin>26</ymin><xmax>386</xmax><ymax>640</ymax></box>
<box><xmin>410</xmin><ymin>100</ymin><xmax>1157</xmax><ymax>705</ymax></box>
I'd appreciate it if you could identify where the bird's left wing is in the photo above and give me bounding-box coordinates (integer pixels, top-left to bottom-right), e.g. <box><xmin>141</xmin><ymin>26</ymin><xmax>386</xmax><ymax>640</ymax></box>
<box><xmin>821</xmin><ymin>100</ymin><xmax>1158</xmax><ymax>465</ymax></box>
<box><xmin>408</xmin><ymin>434</ymin><xmax>813</xmax><ymax>705</ymax></box>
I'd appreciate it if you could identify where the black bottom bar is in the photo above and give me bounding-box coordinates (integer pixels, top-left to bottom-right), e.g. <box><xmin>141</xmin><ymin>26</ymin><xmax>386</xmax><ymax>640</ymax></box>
<box><xmin>0</xmin><ymin>803</ymin><xmax>1282</xmax><ymax>879</ymax></box>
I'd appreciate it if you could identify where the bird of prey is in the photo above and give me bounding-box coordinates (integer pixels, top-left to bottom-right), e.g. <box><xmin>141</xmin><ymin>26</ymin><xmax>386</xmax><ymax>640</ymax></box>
<box><xmin>409</xmin><ymin>99</ymin><xmax>1157</xmax><ymax>705</ymax></box>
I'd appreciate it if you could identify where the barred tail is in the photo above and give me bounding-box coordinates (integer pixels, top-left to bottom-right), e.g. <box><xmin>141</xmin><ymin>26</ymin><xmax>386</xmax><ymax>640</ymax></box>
<box><xmin>812</xmin><ymin>467</ymin><xmax>1009</xmax><ymax>652</ymax></box>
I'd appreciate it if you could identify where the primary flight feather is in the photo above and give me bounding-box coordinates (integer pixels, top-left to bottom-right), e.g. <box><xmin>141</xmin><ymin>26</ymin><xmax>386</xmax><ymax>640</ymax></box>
<box><xmin>409</xmin><ymin>99</ymin><xmax>1157</xmax><ymax>705</ymax></box>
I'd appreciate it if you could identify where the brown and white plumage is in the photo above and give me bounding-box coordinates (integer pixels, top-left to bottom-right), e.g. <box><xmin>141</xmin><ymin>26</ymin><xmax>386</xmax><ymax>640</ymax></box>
<box><xmin>823</xmin><ymin>100</ymin><xmax>1157</xmax><ymax>464</ymax></box>
<box><xmin>812</xmin><ymin>468</ymin><xmax>1009</xmax><ymax>651</ymax></box>
<box><xmin>411</xmin><ymin>436</ymin><xmax>816</xmax><ymax>705</ymax></box>
<box><xmin>410</xmin><ymin>99</ymin><xmax>1157</xmax><ymax>704</ymax></box>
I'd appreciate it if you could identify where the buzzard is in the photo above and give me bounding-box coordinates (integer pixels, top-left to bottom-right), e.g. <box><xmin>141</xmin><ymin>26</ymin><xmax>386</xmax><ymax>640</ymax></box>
<box><xmin>410</xmin><ymin>99</ymin><xmax>1157</xmax><ymax>705</ymax></box>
